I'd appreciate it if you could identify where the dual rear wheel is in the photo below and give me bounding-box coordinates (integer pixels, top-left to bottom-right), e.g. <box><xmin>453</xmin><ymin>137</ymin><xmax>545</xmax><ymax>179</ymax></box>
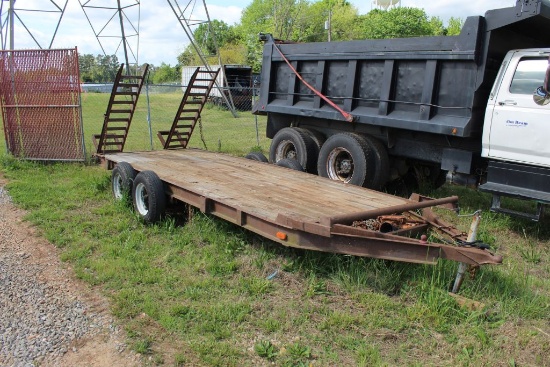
<box><xmin>268</xmin><ymin>127</ymin><xmax>390</xmax><ymax>189</ymax></box>
<box><xmin>111</xmin><ymin>163</ymin><xmax>166</xmax><ymax>223</ymax></box>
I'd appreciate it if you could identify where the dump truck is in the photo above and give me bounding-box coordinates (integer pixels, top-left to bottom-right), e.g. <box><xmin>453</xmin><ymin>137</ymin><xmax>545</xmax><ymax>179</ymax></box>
<box><xmin>253</xmin><ymin>0</ymin><xmax>550</xmax><ymax>220</ymax></box>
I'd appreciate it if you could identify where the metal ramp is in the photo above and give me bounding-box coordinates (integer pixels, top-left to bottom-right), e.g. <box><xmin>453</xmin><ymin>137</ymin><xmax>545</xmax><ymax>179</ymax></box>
<box><xmin>157</xmin><ymin>67</ymin><xmax>220</xmax><ymax>149</ymax></box>
<box><xmin>93</xmin><ymin>63</ymin><xmax>149</xmax><ymax>154</ymax></box>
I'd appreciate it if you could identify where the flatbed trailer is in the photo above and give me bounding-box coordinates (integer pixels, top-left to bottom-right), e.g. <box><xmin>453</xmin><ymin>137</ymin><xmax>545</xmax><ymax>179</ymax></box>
<box><xmin>102</xmin><ymin>149</ymin><xmax>502</xmax><ymax>270</ymax></box>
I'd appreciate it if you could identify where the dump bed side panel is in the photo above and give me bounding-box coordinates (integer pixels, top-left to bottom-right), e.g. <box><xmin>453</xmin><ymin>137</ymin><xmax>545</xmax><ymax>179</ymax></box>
<box><xmin>255</xmin><ymin>0</ymin><xmax>550</xmax><ymax>138</ymax></box>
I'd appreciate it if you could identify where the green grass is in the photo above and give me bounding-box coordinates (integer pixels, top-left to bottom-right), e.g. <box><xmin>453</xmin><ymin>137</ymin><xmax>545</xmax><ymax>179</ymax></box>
<box><xmin>81</xmin><ymin>92</ymin><xmax>270</xmax><ymax>157</ymax></box>
<box><xmin>0</xmin><ymin>94</ymin><xmax>549</xmax><ymax>366</ymax></box>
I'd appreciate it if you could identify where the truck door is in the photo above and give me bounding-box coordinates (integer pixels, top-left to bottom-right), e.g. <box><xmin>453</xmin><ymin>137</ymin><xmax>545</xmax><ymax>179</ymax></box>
<box><xmin>483</xmin><ymin>52</ymin><xmax>550</xmax><ymax>168</ymax></box>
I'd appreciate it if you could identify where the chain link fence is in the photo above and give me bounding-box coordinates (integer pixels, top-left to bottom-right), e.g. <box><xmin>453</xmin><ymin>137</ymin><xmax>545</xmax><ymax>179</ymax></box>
<box><xmin>80</xmin><ymin>82</ymin><xmax>270</xmax><ymax>158</ymax></box>
<box><xmin>0</xmin><ymin>49</ymin><xmax>85</xmax><ymax>161</ymax></box>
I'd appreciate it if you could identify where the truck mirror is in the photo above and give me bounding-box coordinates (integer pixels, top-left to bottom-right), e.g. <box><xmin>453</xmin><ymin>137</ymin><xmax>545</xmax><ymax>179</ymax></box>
<box><xmin>534</xmin><ymin>56</ymin><xmax>550</xmax><ymax>106</ymax></box>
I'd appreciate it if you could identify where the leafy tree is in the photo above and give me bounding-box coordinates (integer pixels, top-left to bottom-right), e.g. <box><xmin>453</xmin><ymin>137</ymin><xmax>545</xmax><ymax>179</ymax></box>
<box><xmin>359</xmin><ymin>7</ymin><xmax>438</xmax><ymax>39</ymax></box>
<box><xmin>78</xmin><ymin>53</ymin><xmax>119</xmax><ymax>83</ymax></box>
<box><xmin>296</xmin><ymin>0</ymin><xmax>360</xmax><ymax>42</ymax></box>
<box><xmin>178</xmin><ymin>20</ymin><xmax>241</xmax><ymax>66</ymax></box>
<box><xmin>150</xmin><ymin>63</ymin><xmax>180</xmax><ymax>84</ymax></box>
<box><xmin>446</xmin><ymin>17</ymin><xmax>464</xmax><ymax>36</ymax></box>
<box><xmin>194</xmin><ymin>20</ymin><xmax>239</xmax><ymax>56</ymax></box>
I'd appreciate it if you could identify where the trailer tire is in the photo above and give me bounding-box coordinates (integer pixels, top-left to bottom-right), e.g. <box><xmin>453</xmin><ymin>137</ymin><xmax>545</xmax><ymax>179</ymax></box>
<box><xmin>362</xmin><ymin>135</ymin><xmax>390</xmax><ymax>190</ymax></box>
<box><xmin>317</xmin><ymin>133</ymin><xmax>376</xmax><ymax>188</ymax></box>
<box><xmin>112</xmin><ymin>162</ymin><xmax>136</xmax><ymax>202</ymax></box>
<box><xmin>245</xmin><ymin>151</ymin><xmax>268</xmax><ymax>162</ymax></box>
<box><xmin>132</xmin><ymin>170</ymin><xmax>166</xmax><ymax>224</ymax></box>
<box><xmin>276</xmin><ymin>158</ymin><xmax>304</xmax><ymax>171</ymax></box>
<box><xmin>269</xmin><ymin>127</ymin><xmax>317</xmax><ymax>173</ymax></box>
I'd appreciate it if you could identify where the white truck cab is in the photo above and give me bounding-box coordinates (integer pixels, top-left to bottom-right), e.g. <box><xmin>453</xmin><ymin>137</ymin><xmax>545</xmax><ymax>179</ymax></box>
<box><xmin>483</xmin><ymin>49</ymin><xmax>550</xmax><ymax>167</ymax></box>
<box><xmin>480</xmin><ymin>49</ymin><xmax>550</xmax><ymax>219</ymax></box>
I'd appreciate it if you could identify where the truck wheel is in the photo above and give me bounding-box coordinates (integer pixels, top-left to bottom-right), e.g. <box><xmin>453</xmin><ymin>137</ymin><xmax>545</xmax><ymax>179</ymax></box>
<box><xmin>276</xmin><ymin>158</ymin><xmax>304</xmax><ymax>171</ymax></box>
<box><xmin>301</xmin><ymin>128</ymin><xmax>325</xmax><ymax>174</ymax></box>
<box><xmin>112</xmin><ymin>162</ymin><xmax>136</xmax><ymax>202</ymax></box>
<box><xmin>132</xmin><ymin>170</ymin><xmax>166</xmax><ymax>224</ymax></box>
<box><xmin>245</xmin><ymin>151</ymin><xmax>268</xmax><ymax>162</ymax></box>
<box><xmin>317</xmin><ymin>133</ymin><xmax>376</xmax><ymax>188</ymax></box>
<box><xmin>362</xmin><ymin>136</ymin><xmax>390</xmax><ymax>190</ymax></box>
<box><xmin>269</xmin><ymin>127</ymin><xmax>317</xmax><ymax>172</ymax></box>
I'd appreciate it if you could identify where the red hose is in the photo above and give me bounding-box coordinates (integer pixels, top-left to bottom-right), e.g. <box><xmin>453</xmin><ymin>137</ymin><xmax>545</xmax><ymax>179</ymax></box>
<box><xmin>273</xmin><ymin>44</ymin><xmax>354</xmax><ymax>123</ymax></box>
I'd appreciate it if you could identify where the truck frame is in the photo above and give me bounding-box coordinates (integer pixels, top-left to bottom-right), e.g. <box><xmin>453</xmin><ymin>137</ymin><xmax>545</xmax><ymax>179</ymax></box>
<box><xmin>253</xmin><ymin>0</ymin><xmax>550</xmax><ymax>220</ymax></box>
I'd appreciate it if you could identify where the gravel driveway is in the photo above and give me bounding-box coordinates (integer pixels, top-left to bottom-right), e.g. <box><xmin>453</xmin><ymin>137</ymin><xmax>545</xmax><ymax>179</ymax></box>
<box><xmin>0</xmin><ymin>179</ymin><xmax>140</xmax><ymax>367</ymax></box>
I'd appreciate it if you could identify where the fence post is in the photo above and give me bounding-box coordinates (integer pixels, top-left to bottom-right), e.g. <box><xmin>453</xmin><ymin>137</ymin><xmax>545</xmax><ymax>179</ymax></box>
<box><xmin>254</xmin><ymin>86</ymin><xmax>260</xmax><ymax>147</ymax></box>
<box><xmin>145</xmin><ymin>80</ymin><xmax>153</xmax><ymax>150</ymax></box>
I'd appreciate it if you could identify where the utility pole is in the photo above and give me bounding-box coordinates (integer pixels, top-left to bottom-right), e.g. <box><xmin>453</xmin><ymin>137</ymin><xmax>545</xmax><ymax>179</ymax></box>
<box><xmin>117</xmin><ymin>0</ymin><xmax>131</xmax><ymax>75</ymax></box>
<box><xmin>9</xmin><ymin>0</ymin><xmax>14</xmax><ymax>50</ymax></box>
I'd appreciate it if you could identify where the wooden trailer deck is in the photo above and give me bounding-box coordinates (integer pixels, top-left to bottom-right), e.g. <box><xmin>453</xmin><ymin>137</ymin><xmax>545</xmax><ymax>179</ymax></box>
<box><xmin>104</xmin><ymin>149</ymin><xmax>502</xmax><ymax>267</ymax></box>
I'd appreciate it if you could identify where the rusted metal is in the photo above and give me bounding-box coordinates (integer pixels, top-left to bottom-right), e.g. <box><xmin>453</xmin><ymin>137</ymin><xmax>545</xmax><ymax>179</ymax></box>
<box><xmin>452</xmin><ymin>212</ymin><xmax>481</xmax><ymax>293</ymax></box>
<box><xmin>322</xmin><ymin>196</ymin><xmax>459</xmax><ymax>226</ymax></box>
<box><xmin>93</xmin><ymin>63</ymin><xmax>149</xmax><ymax>154</ymax></box>
<box><xmin>157</xmin><ymin>67</ymin><xmax>220</xmax><ymax>149</ymax></box>
<box><xmin>0</xmin><ymin>49</ymin><xmax>85</xmax><ymax>160</ymax></box>
<box><xmin>101</xmin><ymin>150</ymin><xmax>502</xmax><ymax>268</ymax></box>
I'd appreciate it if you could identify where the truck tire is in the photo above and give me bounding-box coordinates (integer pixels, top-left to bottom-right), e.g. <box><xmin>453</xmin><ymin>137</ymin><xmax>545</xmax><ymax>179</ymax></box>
<box><xmin>276</xmin><ymin>158</ymin><xmax>304</xmax><ymax>171</ymax></box>
<box><xmin>317</xmin><ymin>133</ymin><xmax>376</xmax><ymax>188</ymax></box>
<box><xmin>112</xmin><ymin>162</ymin><xmax>136</xmax><ymax>202</ymax></box>
<box><xmin>362</xmin><ymin>135</ymin><xmax>390</xmax><ymax>190</ymax></box>
<box><xmin>301</xmin><ymin>128</ymin><xmax>325</xmax><ymax>174</ymax></box>
<box><xmin>132</xmin><ymin>170</ymin><xmax>166</xmax><ymax>224</ymax></box>
<box><xmin>245</xmin><ymin>151</ymin><xmax>268</xmax><ymax>162</ymax></box>
<box><xmin>269</xmin><ymin>127</ymin><xmax>317</xmax><ymax>173</ymax></box>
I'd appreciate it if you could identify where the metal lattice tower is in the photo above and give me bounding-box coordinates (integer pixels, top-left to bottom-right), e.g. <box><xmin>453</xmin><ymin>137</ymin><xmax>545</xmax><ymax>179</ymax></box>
<box><xmin>79</xmin><ymin>0</ymin><xmax>141</xmax><ymax>75</ymax></box>
<box><xmin>0</xmin><ymin>0</ymin><xmax>68</xmax><ymax>50</ymax></box>
<box><xmin>166</xmin><ymin>0</ymin><xmax>237</xmax><ymax>116</ymax></box>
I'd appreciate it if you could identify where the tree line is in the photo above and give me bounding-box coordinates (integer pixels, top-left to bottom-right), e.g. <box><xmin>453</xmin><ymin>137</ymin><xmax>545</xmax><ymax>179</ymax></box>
<box><xmin>80</xmin><ymin>0</ymin><xmax>464</xmax><ymax>84</ymax></box>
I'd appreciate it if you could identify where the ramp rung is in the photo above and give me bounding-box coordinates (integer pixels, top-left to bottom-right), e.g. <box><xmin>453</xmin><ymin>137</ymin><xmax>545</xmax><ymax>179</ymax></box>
<box><xmin>110</xmin><ymin>109</ymin><xmax>132</xmax><ymax>114</ymax></box>
<box><xmin>181</xmin><ymin>108</ymin><xmax>200</xmax><ymax>113</ymax></box>
<box><xmin>102</xmin><ymin>141</ymin><xmax>124</xmax><ymax>146</ymax></box>
<box><xmin>114</xmin><ymin>91</ymin><xmax>138</xmax><ymax>96</ymax></box>
<box><xmin>107</xmin><ymin>118</ymin><xmax>130</xmax><ymax>122</ymax></box>
<box><xmin>176</xmin><ymin>124</ymin><xmax>193</xmax><ymax>129</ymax></box>
<box><xmin>177</xmin><ymin>116</ymin><xmax>196</xmax><ymax>121</ymax></box>
<box><xmin>103</xmin><ymin>134</ymin><xmax>125</xmax><ymax>139</ymax></box>
<box><xmin>194</xmin><ymin>78</ymin><xmax>215</xmax><ymax>82</ymax></box>
<box><xmin>106</xmin><ymin>126</ymin><xmax>128</xmax><ymax>131</ymax></box>
<box><xmin>118</xmin><ymin>83</ymin><xmax>139</xmax><ymax>88</ymax></box>
<box><xmin>111</xmin><ymin>100</ymin><xmax>133</xmax><ymax>105</ymax></box>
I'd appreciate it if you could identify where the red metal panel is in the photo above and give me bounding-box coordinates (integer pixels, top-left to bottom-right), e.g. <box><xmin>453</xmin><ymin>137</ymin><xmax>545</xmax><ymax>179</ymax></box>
<box><xmin>0</xmin><ymin>49</ymin><xmax>85</xmax><ymax>160</ymax></box>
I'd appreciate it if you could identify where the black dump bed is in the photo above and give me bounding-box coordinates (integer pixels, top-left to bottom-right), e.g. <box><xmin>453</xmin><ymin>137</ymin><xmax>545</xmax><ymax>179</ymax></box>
<box><xmin>254</xmin><ymin>0</ymin><xmax>550</xmax><ymax>138</ymax></box>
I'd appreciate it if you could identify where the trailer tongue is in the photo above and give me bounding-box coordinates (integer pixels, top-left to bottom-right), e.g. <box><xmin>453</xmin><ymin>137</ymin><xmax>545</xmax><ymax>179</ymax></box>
<box><xmin>102</xmin><ymin>150</ymin><xmax>502</xmax><ymax>276</ymax></box>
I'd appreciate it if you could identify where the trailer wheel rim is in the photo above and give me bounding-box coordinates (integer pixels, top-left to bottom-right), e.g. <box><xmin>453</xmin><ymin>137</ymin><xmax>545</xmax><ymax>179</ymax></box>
<box><xmin>275</xmin><ymin>140</ymin><xmax>297</xmax><ymax>161</ymax></box>
<box><xmin>112</xmin><ymin>173</ymin><xmax>124</xmax><ymax>199</ymax></box>
<box><xmin>134</xmin><ymin>182</ymin><xmax>149</xmax><ymax>216</ymax></box>
<box><xmin>327</xmin><ymin>147</ymin><xmax>353</xmax><ymax>183</ymax></box>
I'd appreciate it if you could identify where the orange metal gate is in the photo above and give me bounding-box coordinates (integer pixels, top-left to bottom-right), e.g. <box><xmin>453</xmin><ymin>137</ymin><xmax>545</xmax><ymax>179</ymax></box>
<box><xmin>0</xmin><ymin>49</ymin><xmax>85</xmax><ymax>161</ymax></box>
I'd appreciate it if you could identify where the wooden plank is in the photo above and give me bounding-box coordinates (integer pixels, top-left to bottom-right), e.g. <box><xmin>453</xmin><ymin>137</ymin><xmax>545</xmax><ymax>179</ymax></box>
<box><xmin>105</xmin><ymin>150</ymin><xmax>411</xmax><ymax>224</ymax></box>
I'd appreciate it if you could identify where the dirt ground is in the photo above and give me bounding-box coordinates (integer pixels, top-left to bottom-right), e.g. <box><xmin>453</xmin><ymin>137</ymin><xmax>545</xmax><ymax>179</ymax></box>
<box><xmin>0</xmin><ymin>175</ymin><xmax>141</xmax><ymax>367</ymax></box>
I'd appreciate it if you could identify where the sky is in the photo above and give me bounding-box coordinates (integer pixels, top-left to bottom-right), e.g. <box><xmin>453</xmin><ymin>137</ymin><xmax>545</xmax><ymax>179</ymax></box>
<box><xmin>2</xmin><ymin>0</ymin><xmax>516</xmax><ymax>67</ymax></box>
